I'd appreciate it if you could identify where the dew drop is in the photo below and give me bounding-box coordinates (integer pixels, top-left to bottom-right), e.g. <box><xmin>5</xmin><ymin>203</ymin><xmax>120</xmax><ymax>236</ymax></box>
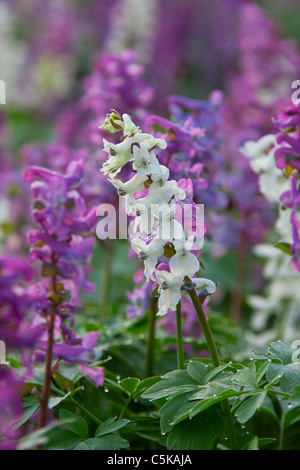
<box><xmin>288</xmin><ymin>403</ymin><xmax>293</xmax><ymax>408</ymax></box>
<box><xmin>161</xmin><ymin>431</ymin><xmax>166</xmax><ymax>435</ymax></box>
<box><xmin>104</xmin><ymin>388</ymin><xmax>109</xmax><ymax>393</ymax></box>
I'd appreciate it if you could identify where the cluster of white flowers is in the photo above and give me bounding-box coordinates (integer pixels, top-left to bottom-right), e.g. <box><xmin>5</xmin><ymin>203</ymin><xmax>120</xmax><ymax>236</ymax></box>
<box><xmin>240</xmin><ymin>134</ymin><xmax>287</xmax><ymax>202</ymax></box>
<box><xmin>240</xmin><ymin>135</ymin><xmax>300</xmax><ymax>345</ymax></box>
<box><xmin>101</xmin><ymin>111</ymin><xmax>216</xmax><ymax>315</ymax></box>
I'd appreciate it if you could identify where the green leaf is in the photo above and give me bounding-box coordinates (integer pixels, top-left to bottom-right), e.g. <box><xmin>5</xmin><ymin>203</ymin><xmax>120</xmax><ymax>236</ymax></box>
<box><xmin>189</xmin><ymin>389</ymin><xmax>240</xmax><ymax>418</ymax></box>
<box><xmin>59</xmin><ymin>409</ymin><xmax>88</xmax><ymax>439</ymax></box>
<box><xmin>233</xmin><ymin>362</ymin><xmax>257</xmax><ymax>388</ymax></box>
<box><xmin>234</xmin><ymin>391</ymin><xmax>267</xmax><ymax>424</ymax></box>
<box><xmin>74</xmin><ymin>435</ymin><xmax>129</xmax><ymax>450</ymax></box>
<box><xmin>54</xmin><ymin>371</ymin><xmax>75</xmax><ymax>390</ymax></box>
<box><xmin>13</xmin><ymin>396</ymin><xmax>39</xmax><ymax>430</ymax></box>
<box><xmin>284</xmin><ymin>405</ymin><xmax>300</xmax><ymax>427</ymax></box>
<box><xmin>95</xmin><ymin>417</ymin><xmax>129</xmax><ymax>437</ymax></box>
<box><xmin>268</xmin><ymin>341</ymin><xmax>295</xmax><ymax>364</ymax></box>
<box><xmin>136</xmin><ymin>376</ymin><xmax>162</xmax><ymax>394</ymax></box>
<box><xmin>204</xmin><ymin>363</ymin><xmax>232</xmax><ymax>384</ymax></box>
<box><xmin>187</xmin><ymin>361</ymin><xmax>213</xmax><ymax>384</ymax></box>
<box><xmin>119</xmin><ymin>377</ymin><xmax>140</xmax><ymax>395</ymax></box>
<box><xmin>267</xmin><ymin>362</ymin><xmax>300</xmax><ymax>393</ymax></box>
<box><xmin>43</xmin><ymin>429</ymin><xmax>82</xmax><ymax>450</ymax></box>
<box><xmin>104</xmin><ymin>377</ymin><xmax>124</xmax><ymax>392</ymax></box>
<box><xmin>274</xmin><ymin>242</ymin><xmax>292</xmax><ymax>255</ymax></box>
<box><xmin>18</xmin><ymin>422</ymin><xmax>64</xmax><ymax>450</ymax></box>
<box><xmin>167</xmin><ymin>412</ymin><xmax>223</xmax><ymax>450</ymax></box>
<box><xmin>256</xmin><ymin>361</ymin><xmax>270</xmax><ymax>384</ymax></box>
<box><xmin>160</xmin><ymin>394</ymin><xmax>194</xmax><ymax>433</ymax></box>
<box><xmin>84</xmin><ymin>323</ymin><xmax>100</xmax><ymax>332</ymax></box>
<box><xmin>244</xmin><ymin>436</ymin><xmax>259</xmax><ymax>450</ymax></box>
<box><xmin>290</xmin><ymin>385</ymin><xmax>300</xmax><ymax>405</ymax></box>
<box><xmin>48</xmin><ymin>387</ymin><xmax>82</xmax><ymax>409</ymax></box>
<box><xmin>256</xmin><ymin>341</ymin><xmax>300</xmax><ymax>393</ymax></box>
<box><xmin>8</xmin><ymin>357</ymin><xmax>22</xmax><ymax>368</ymax></box>
<box><xmin>141</xmin><ymin>370</ymin><xmax>198</xmax><ymax>401</ymax></box>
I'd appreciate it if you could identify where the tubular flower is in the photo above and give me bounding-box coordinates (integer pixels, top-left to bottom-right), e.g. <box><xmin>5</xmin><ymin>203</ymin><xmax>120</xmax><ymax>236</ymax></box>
<box><xmin>101</xmin><ymin>112</ymin><xmax>216</xmax><ymax>316</ymax></box>
<box><xmin>25</xmin><ymin>162</ymin><xmax>104</xmax><ymax>388</ymax></box>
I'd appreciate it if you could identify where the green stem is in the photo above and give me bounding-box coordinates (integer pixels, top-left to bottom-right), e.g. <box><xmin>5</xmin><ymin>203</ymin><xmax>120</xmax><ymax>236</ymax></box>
<box><xmin>188</xmin><ymin>288</ymin><xmax>238</xmax><ymax>450</ymax></box>
<box><xmin>146</xmin><ymin>297</ymin><xmax>157</xmax><ymax>377</ymax></box>
<box><xmin>119</xmin><ymin>396</ymin><xmax>133</xmax><ymax>420</ymax></box>
<box><xmin>71</xmin><ymin>398</ymin><xmax>102</xmax><ymax>426</ymax></box>
<box><xmin>176</xmin><ymin>302</ymin><xmax>184</xmax><ymax>370</ymax></box>
<box><xmin>279</xmin><ymin>415</ymin><xmax>285</xmax><ymax>450</ymax></box>
<box><xmin>189</xmin><ymin>289</ymin><xmax>220</xmax><ymax>366</ymax></box>
<box><xmin>119</xmin><ymin>391</ymin><xmax>140</xmax><ymax>419</ymax></box>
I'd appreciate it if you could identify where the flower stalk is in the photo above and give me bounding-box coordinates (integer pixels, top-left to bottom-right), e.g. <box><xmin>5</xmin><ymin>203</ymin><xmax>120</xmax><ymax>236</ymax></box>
<box><xmin>175</xmin><ymin>302</ymin><xmax>184</xmax><ymax>369</ymax></box>
<box><xmin>37</xmin><ymin>256</ymin><xmax>57</xmax><ymax>447</ymax></box>
<box><xmin>188</xmin><ymin>288</ymin><xmax>238</xmax><ymax>450</ymax></box>
<box><xmin>146</xmin><ymin>297</ymin><xmax>157</xmax><ymax>377</ymax></box>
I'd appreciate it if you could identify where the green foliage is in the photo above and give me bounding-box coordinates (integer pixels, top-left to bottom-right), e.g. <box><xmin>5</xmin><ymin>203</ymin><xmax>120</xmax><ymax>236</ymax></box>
<box><xmin>138</xmin><ymin>341</ymin><xmax>300</xmax><ymax>449</ymax></box>
<box><xmin>16</xmin><ymin>308</ymin><xmax>300</xmax><ymax>450</ymax></box>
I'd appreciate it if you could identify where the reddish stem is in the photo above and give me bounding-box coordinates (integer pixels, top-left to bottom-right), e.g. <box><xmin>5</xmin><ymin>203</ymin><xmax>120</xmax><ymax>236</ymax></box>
<box><xmin>37</xmin><ymin>256</ymin><xmax>57</xmax><ymax>441</ymax></box>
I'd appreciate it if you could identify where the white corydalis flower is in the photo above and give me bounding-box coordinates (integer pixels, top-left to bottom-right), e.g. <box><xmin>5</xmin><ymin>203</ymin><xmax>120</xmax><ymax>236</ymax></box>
<box><xmin>132</xmin><ymin>143</ymin><xmax>160</xmax><ymax>178</ymax></box>
<box><xmin>170</xmin><ymin>238</ymin><xmax>200</xmax><ymax>278</ymax></box>
<box><xmin>153</xmin><ymin>201</ymin><xmax>184</xmax><ymax>242</ymax></box>
<box><xmin>131</xmin><ymin>236</ymin><xmax>165</xmax><ymax>281</ymax></box>
<box><xmin>109</xmin><ymin>174</ymin><xmax>148</xmax><ymax>196</ymax></box>
<box><xmin>240</xmin><ymin>134</ymin><xmax>288</xmax><ymax>202</ymax></box>
<box><xmin>101</xmin><ymin>132</ymin><xmax>167</xmax><ymax>178</ymax></box>
<box><xmin>156</xmin><ymin>270</ymin><xmax>183</xmax><ymax>316</ymax></box>
<box><xmin>101</xmin><ymin>112</ymin><xmax>216</xmax><ymax>314</ymax></box>
<box><xmin>156</xmin><ymin>264</ymin><xmax>216</xmax><ymax>316</ymax></box>
<box><xmin>123</xmin><ymin>113</ymin><xmax>141</xmax><ymax>136</ymax></box>
<box><xmin>239</xmin><ymin>134</ymin><xmax>276</xmax><ymax>163</ymax></box>
<box><xmin>155</xmin><ymin>237</ymin><xmax>215</xmax><ymax>316</ymax></box>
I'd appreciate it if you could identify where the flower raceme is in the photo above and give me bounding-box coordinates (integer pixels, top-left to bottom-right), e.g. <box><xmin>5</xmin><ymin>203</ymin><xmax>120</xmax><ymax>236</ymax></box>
<box><xmin>25</xmin><ymin>161</ymin><xmax>104</xmax><ymax>388</ymax></box>
<box><xmin>240</xmin><ymin>103</ymin><xmax>300</xmax><ymax>274</ymax></box>
<box><xmin>100</xmin><ymin>111</ymin><xmax>216</xmax><ymax>315</ymax></box>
